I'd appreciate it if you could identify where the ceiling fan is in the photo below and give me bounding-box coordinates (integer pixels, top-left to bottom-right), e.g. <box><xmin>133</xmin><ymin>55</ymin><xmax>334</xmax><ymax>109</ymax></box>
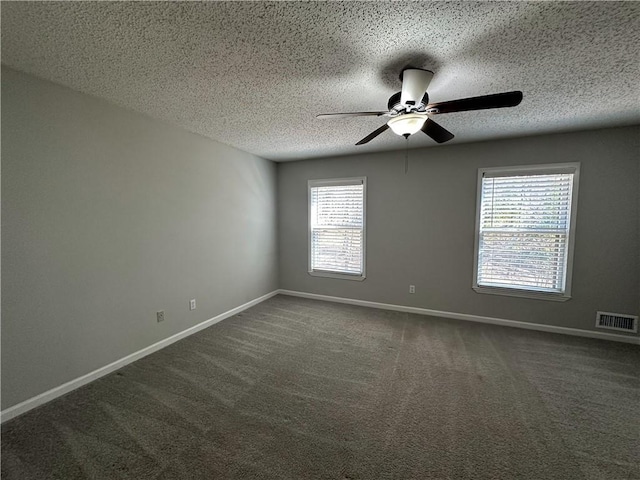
<box><xmin>317</xmin><ymin>69</ymin><xmax>523</xmax><ymax>145</ymax></box>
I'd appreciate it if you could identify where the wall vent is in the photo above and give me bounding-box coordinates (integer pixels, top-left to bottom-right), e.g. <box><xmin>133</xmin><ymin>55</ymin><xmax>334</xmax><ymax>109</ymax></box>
<box><xmin>595</xmin><ymin>311</ymin><xmax>638</xmax><ymax>333</ymax></box>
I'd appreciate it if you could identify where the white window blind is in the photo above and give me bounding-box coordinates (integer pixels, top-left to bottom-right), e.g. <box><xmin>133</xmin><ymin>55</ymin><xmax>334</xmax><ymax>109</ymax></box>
<box><xmin>309</xmin><ymin>178</ymin><xmax>365</xmax><ymax>277</ymax></box>
<box><xmin>476</xmin><ymin>166</ymin><xmax>578</xmax><ymax>295</ymax></box>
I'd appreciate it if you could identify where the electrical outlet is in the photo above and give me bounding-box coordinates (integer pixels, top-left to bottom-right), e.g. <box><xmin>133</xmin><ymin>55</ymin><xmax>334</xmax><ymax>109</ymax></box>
<box><xmin>190</xmin><ymin>299</ymin><xmax>196</xmax><ymax>311</ymax></box>
<box><xmin>156</xmin><ymin>310</ymin><xmax>165</xmax><ymax>323</ymax></box>
<box><xmin>409</xmin><ymin>285</ymin><xmax>415</xmax><ymax>294</ymax></box>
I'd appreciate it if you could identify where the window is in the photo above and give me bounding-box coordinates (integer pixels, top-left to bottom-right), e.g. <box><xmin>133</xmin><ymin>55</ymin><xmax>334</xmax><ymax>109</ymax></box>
<box><xmin>308</xmin><ymin>177</ymin><xmax>366</xmax><ymax>280</ymax></box>
<box><xmin>473</xmin><ymin>163</ymin><xmax>580</xmax><ymax>301</ymax></box>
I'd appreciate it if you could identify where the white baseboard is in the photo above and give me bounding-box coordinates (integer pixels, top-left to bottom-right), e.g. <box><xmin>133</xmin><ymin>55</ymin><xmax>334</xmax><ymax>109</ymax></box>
<box><xmin>3</xmin><ymin>288</ymin><xmax>636</xmax><ymax>423</ymax></box>
<box><xmin>278</xmin><ymin>289</ymin><xmax>640</xmax><ymax>345</ymax></box>
<box><xmin>0</xmin><ymin>290</ymin><xmax>279</xmax><ymax>424</ymax></box>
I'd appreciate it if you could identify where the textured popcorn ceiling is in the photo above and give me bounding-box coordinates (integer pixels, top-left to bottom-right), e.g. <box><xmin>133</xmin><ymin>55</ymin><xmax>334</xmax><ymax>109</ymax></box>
<box><xmin>2</xmin><ymin>2</ymin><xmax>639</xmax><ymax>161</ymax></box>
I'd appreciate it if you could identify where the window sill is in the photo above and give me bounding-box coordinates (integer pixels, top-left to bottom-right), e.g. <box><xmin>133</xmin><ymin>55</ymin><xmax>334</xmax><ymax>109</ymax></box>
<box><xmin>309</xmin><ymin>270</ymin><xmax>366</xmax><ymax>282</ymax></box>
<box><xmin>473</xmin><ymin>285</ymin><xmax>571</xmax><ymax>302</ymax></box>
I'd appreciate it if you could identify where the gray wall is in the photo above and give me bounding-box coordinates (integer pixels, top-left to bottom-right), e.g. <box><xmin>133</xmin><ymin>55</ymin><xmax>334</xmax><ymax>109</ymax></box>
<box><xmin>2</xmin><ymin>68</ymin><xmax>278</xmax><ymax>409</ymax></box>
<box><xmin>2</xmin><ymin>66</ymin><xmax>638</xmax><ymax>412</ymax></box>
<box><xmin>278</xmin><ymin>126</ymin><xmax>640</xmax><ymax>336</ymax></box>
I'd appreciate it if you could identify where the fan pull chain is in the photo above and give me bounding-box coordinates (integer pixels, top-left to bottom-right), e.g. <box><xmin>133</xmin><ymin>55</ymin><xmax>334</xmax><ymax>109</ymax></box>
<box><xmin>404</xmin><ymin>137</ymin><xmax>409</xmax><ymax>174</ymax></box>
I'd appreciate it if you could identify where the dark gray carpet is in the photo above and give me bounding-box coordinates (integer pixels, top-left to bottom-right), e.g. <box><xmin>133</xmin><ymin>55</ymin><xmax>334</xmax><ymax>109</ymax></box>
<box><xmin>2</xmin><ymin>294</ymin><xmax>639</xmax><ymax>479</ymax></box>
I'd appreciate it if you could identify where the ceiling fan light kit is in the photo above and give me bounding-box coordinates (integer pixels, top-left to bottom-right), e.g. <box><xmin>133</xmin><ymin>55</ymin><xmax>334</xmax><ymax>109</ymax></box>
<box><xmin>387</xmin><ymin>113</ymin><xmax>427</xmax><ymax>137</ymax></box>
<box><xmin>317</xmin><ymin>68</ymin><xmax>523</xmax><ymax>146</ymax></box>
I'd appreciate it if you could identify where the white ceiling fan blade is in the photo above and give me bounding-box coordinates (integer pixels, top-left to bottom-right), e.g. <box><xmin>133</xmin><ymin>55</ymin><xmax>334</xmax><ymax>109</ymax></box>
<box><xmin>316</xmin><ymin>111</ymin><xmax>389</xmax><ymax>119</ymax></box>
<box><xmin>400</xmin><ymin>69</ymin><xmax>433</xmax><ymax>108</ymax></box>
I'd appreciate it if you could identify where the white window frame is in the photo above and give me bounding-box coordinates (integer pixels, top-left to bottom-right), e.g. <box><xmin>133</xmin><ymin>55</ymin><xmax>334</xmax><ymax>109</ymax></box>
<box><xmin>308</xmin><ymin>177</ymin><xmax>367</xmax><ymax>281</ymax></box>
<box><xmin>472</xmin><ymin>163</ymin><xmax>580</xmax><ymax>302</ymax></box>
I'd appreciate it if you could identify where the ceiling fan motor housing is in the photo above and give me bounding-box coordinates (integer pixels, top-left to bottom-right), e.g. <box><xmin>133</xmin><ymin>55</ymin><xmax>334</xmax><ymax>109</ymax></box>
<box><xmin>388</xmin><ymin>91</ymin><xmax>429</xmax><ymax>113</ymax></box>
<box><xmin>399</xmin><ymin>68</ymin><xmax>434</xmax><ymax>108</ymax></box>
